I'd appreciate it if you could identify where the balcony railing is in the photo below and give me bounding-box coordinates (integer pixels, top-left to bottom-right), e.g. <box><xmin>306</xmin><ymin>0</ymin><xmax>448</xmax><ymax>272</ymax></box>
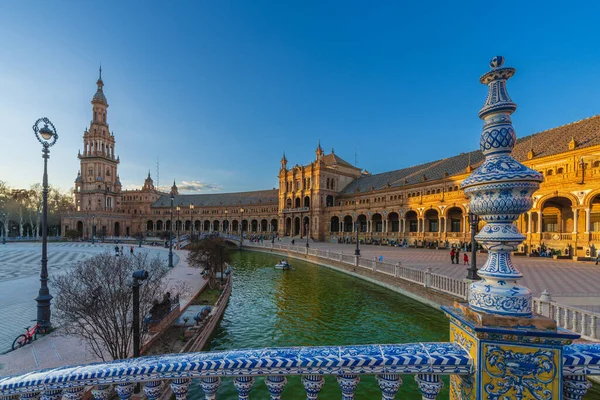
<box><xmin>282</xmin><ymin>207</ymin><xmax>309</xmax><ymax>213</ymax></box>
<box><xmin>0</xmin><ymin>343</ymin><xmax>471</xmax><ymax>399</ymax></box>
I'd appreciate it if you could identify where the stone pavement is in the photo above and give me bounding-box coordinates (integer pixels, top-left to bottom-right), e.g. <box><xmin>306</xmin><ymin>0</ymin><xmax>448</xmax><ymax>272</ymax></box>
<box><xmin>0</xmin><ymin>245</ymin><xmax>205</xmax><ymax>377</ymax></box>
<box><xmin>276</xmin><ymin>238</ymin><xmax>600</xmax><ymax>299</ymax></box>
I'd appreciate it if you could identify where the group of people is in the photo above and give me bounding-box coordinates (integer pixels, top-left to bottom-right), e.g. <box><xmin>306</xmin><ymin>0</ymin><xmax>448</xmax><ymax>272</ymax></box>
<box><xmin>114</xmin><ymin>245</ymin><xmax>135</xmax><ymax>256</ymax></box>
<box><xmin>450</xmin><ymin>247</ymin><xmax>469</xmax><ymax>265</ymax></box>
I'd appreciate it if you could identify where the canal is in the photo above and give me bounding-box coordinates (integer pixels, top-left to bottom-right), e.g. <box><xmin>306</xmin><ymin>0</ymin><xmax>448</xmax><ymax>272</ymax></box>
<box><xmin>191</xmin><ymin>250</ymin><xmax>600</xmax><ymax>399</ymax></box>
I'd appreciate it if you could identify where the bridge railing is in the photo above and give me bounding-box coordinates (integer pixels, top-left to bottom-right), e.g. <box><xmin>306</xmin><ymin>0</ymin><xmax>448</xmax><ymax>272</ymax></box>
<box><xmin>245</xmin><ymin>242</ymin><xmax>599</xmax><ymax>340</ymax></box>
<box><xmin>0</xmin><ymin>343</ymin><xmax>471</xmax><ymax>400</ymax></box>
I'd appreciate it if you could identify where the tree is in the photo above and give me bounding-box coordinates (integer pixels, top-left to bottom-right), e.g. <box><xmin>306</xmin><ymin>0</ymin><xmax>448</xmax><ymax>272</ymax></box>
<box><xmin>52</xmin><ymin>252</ymin><xmax>172</xmax><ymax>361</ymax></box>
<box><xmin>64</xmin><ymin>229</ymin><xmax>81</xmax><ymax>240</ymax></box>
<box><xmin>187</xmin><ymin>236</ymin><xmax>231</xmax><ymax>290</ymax></box>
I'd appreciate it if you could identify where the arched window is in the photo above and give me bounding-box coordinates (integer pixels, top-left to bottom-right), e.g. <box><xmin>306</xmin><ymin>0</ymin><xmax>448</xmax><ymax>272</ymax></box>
<box><xmin>547</xmin><ymin>170</ymin><xmax>553</xmax><ymax>176</ymax></box>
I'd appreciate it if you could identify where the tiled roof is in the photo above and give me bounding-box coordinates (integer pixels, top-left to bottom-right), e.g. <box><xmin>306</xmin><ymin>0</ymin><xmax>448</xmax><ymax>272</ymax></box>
<box><xmin>152</xmin><ymin>189</ymin><xmax>279</xmax><ymax>208</ymax></box>
<box><xmin>340</xmin><ymin>114</ymin><xmax>600</xmax><ymax>194</ymax></box>
<box><xmin>322</xmin><ymin>153</ymin><xmax>358</xmax><ymax>169</ymax></box>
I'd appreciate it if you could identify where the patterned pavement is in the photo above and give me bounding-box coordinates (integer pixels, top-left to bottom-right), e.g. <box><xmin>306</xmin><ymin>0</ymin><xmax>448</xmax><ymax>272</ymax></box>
<box><xmin>277</xmin><ymin>238</ymin><xmax>600</xmax><ymax>300</ymax></box>
<box><xmin>0</xmin><ymin>243</ymin><xmax>176</xmax><ymax>355</ymax></box>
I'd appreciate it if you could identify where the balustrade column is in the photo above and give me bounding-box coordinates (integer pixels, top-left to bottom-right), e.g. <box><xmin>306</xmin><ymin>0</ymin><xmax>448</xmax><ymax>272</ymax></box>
<box><xmin>233</xmin><ymin>376</ymin><xmax>255</xmax><ymax>400</ymax></box>
<box><xmin>573</xmin><ymin>209</ymin><xmax>579</xmax><ymax>233</ymax></box>
<box><xmin>302</xmin><ymin>375</ymin><xmax>325</xmax><ymax>400</ymax></box>
<box><xmin>20</xmin><ymin>392</ymin><xmax>40</xmax><ymax>400</ymax></box>
<box><xmin>563</xmin><ymin>375</ymin><xmax>592</xmax><ymax>400</ymax></box>
<box><xmin>170</xmin><ymin>378</ymin><xmax>191</xmax><ymax>400</ymax></box>
<box><xmin>377</xmin><ymin>374</ymin><xmax>402</xmax><ymax>399</ymax></box>
<box><xmin>40</xmin><ymin>390</ymin><xmax>63</xmax><ymax>400</ymax></box>
<box><xmin>91</xmin><ymin>385</ymin><xmax>112</xmax><ymax>400</ymax></box>
<box><xmin>265</xmin><ymin>376</ymin><xmax>287</xmax><ymax>400</ymax></box>
<box><xmin>585</xmin><ymin>208</ymin><xmax>591</xmax><ymax>233</ymax></box>
<box><xmin>414</xmin><ymin>374</ymin><xmax>443</xmax><ymax>399</ymax></box>
<box><xmin>143</xmin><ymin>381</ymin><xmax>163</xmax><ymax>400</ymax></box>
<box><xmin>63</xmin><ymin>387</ymin><xmax>85</xmax><ymax>400</ymax></box>
<box><xmin>115</xmin><ymin>384</ymin><xmax>134</xmax><ymax>400</ymax></box>
<box><xmin>200</xmin><ymin>377</ymin><xmax>221</xmax><ymax>400</ymax></box>
<box><xmin>337</xmin><ymin>374</ymin><xmax>360</xmax><ymax>399</ymax></box>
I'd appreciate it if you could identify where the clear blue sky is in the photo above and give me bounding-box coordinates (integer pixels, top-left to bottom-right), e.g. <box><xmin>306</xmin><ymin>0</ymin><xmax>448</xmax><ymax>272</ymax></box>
<box><xmin>2</xmin><ymin>1</ymin><xmax>600</xmax><ymax>193</ymax></box>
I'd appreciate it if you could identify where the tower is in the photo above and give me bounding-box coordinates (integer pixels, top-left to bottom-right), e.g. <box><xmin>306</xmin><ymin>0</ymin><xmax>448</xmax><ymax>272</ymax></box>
<box><xmin>74</xmin><ymin>68</ymin><xmax>120</xmax><ymax>213</ymax></box>
<box><xmin>315</xmin><ymin>141</ymin><xmax>324</xmax><ymax>161</ymax></box>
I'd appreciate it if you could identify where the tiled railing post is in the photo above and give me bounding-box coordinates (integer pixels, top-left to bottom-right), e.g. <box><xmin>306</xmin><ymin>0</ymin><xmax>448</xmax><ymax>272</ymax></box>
<box><xmin>424</xmin><ymin>267</ymin><xmax>432</xmax><ymax>288</ymax></box>
<box><xmin>200</xmin><ymin>377</ymin><xmax>221</xmax><ymax>400</ymax></box>
<box><xmin>563</xmin><ymin>375</ymin><xmax>591</xmax><ymax>400</ymax></box>
<box><xmin>336</xmin><ymin>374</ymin><xmax>360</xmax><ymax>399</ymax></box>
<box><xmin>376</xmin><ymin>374</ymin><xmax>402</xmax><ymax>399</ymax></box>
<box><xmin>233</xmin><ymin>376</ymin><xmax>255</xmax><ymax>400</ymax></box>
<box><xmin>20</xmin><ymin>393</ymin><xmax>39</xmax><ymax>400</ymax></box>
<box><xmin>170</xmin><ymin>378</ymin><xmax>191</xmax><ymax>400</ymax></box>
<box><xmin>143</xmin><ymin>381</ymin><xmax>163</xmax><ymax>400</ymax></box>
<box><xmin>592</xmin><ymin>315</ymin><xmax>598</xmax><ymax>339</ymax></box>
<box><xmin>265</xmin><ymin>375</ymin><xmax>287</xmax><ymax>400</ymax></box>
<box><xmin>63</xmin><ymin>387</ymin><xmax>85</xmax><ymax>400</ymax></box>
<box><xmin>91</xmin><ymin>385</ymin><xmax>112</xmax><ymax>400</ymax></box>
<box><xmin>415</xmin><ymin>374</ymin><xmax>443</xmax><ymax>399</ymax></box>
<box><xmin>302</xmin><ymin>375</ymin><xmax>325</xmax><ymax>400</ymax></box>
<box><xmin>115</xmin><ymin>384</ymin><xmax>134</xmax><ymax>400</ymax></box>
<box><xmin>40</xmin><ymin>391</ymin><xmax>63</xmax><ymax>400</ymax></box>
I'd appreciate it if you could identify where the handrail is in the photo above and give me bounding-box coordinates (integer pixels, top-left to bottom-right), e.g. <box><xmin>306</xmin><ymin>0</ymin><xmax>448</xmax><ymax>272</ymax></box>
<box><xmin>0</xmin><ymin>343</ymin><xmax>471</xmax><ymax>399</ymax></box>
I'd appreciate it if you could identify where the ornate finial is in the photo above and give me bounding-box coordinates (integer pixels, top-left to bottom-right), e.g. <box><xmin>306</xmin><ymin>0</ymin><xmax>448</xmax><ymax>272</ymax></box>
<box><xmin>99</xmin><ymin>64</ymin><xmax>102</xmax><ymax>80</ymax></box>
<box><xmin>461</xmin><ymin>57</ymin><xmax>543</xmax><ymax>317</ymax></box>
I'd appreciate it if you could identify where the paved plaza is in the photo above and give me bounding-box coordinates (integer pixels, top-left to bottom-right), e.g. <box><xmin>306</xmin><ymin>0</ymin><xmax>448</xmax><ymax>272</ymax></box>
<box><xmin>275</xmin><ymin>238</ymin><xmax>600</xmax><ymax>308</ymax></box>
<box><xmin>0</xmin><ymin>243</ymin><xmax>179</xmax><ymax>356</ymax></box>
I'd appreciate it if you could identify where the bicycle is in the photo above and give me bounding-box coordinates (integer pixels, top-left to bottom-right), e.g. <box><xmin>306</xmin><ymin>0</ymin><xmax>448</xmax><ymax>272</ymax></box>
<box><xmin>12</xmin><ymin>320</ymin><xmax>45</xmax><ymax>350</ymax></box>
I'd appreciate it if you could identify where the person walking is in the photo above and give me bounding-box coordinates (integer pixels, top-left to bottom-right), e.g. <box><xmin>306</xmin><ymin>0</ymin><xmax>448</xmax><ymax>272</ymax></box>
<box><xmin>596</xmin><ymin>248</ymin><xmax>600</xmax><ymax>265</ymax></box>
<box><xmin>464</xmin><ymin>253</ymin><xmax>469</xmax><ymax>265</ymax></box>
<box><xmin>455</xmin><ymin>248</ymin><xmax>460</xmax><ymax>264</ymax></box>
<box><xmin>450</xmin><ymin>248</ymin><xmax>456</xmax><ymax>264</ymax></box>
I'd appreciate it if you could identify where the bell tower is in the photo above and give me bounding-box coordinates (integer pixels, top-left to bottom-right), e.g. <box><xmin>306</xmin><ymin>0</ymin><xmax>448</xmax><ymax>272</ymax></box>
<box><xmin>74</xmin><ymin>67</ymin><xmax>121</xmax><ymax>213</ymax></box>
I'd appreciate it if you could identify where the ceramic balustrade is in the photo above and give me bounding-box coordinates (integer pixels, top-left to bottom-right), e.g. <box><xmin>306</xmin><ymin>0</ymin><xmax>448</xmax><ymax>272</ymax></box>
<box><xmin>533</xmin><ymin>298</ymin><xmax>599</xmax><ymax>341</ymax></box>
<box><xmin>0</xmin><ymin>343</ymin><xmax>472</xmax><ymax>400</ymax></box>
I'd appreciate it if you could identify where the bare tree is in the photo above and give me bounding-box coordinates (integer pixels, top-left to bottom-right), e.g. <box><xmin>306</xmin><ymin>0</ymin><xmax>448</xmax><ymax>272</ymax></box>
<box><xmin>52</xmin><ymin>252</ymin><xmax>172</xmax><ymax>361</ymax></box>
<box><xmin>187</xmin><ymin>236</ymin><xmax>231</xmax><ymax>290</ymax></box>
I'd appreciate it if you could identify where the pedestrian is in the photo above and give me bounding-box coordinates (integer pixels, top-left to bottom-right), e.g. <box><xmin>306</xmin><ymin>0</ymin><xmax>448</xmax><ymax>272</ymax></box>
<box><xmin>596</xmin><ymin>248</ymin><xmax>600</xmax><ymax>265</ymax></box>
<box><xmin>455</xmin><ymin>248</ymin><xmax>460</xmax><ymax>264</ymax></box>
<box><xmin>130</xmin><ymin>245</ymin><xmax>134</xmax><ymax>254</ymax></box>
<box><xmin>292</xmin><ymin>239</ymin><xmax>295</xmax><ymax>245</ymax></box>
<box><xmin>120</xmin><ymin>245</ymin><xmax>124</xmax><ymax>255</ymax></box>
<box><xmin>464</xmin><ymin>253</ymin><xmax>469</xmax><ymax>265</ymax></box>
<box><xmin>450</xmin><ymin>248</ymin><xmax>455</xmax><ymax>264</ymax></box>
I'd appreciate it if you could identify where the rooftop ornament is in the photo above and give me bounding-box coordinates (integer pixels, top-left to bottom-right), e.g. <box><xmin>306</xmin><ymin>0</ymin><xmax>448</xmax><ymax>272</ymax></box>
<box><xmin>461</xmin><ymin>56</ymin><xmax>543</xmax><ymax>317</ymax></box>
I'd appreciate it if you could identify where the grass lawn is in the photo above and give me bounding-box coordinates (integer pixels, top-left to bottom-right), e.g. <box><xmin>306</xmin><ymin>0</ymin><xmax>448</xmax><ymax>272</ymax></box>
<box><xmin>191</xmin><ymin>287</ymin><xmax>222</xmax><ymax>305</ymax></box>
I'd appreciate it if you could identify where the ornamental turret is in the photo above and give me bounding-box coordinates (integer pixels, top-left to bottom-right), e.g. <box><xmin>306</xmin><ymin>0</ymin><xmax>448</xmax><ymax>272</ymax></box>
<box><xmin>280</xmin><ymin>152</ymin><xmax>288</xmax><ymax>170</ymax></box>
<box><xmin>171</xmin><ymin>179</ymin><xmax>179</xmax><ymax>196</ymax></box>
<box><xmin>316</xmin><ymin>140</ymin><xmax>324</xmax><ymax>161</ymax></box>
<box><xmin>461</xmin><ymin>56</ymin><xmax>543</xmax><ymax>317</ymax></box>
<box><xmin>143</xmin><ymin>171</ymin><xmax>155</xmax><ymax>191</ymax></box>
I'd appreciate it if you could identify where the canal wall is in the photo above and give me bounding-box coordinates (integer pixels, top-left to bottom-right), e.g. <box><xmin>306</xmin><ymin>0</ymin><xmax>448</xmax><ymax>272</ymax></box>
<box><xmin>244</xmin><ymin>245</ymin><xmax>460</xmax><ymax>310</ymax></box>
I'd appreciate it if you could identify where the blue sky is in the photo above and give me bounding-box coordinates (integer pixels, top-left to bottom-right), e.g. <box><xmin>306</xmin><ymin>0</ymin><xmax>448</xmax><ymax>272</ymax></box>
<box><xmin>2</xmin><ymin>1</ymin><xmax>600</xmax><ymax>193</ymax></box>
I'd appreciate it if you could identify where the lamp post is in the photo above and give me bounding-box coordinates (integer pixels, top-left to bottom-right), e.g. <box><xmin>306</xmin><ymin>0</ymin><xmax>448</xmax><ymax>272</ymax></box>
<box><xmin>239</xmin><ymin>208</ymin><xmax>244</xmax><ymax>246</ymax></box>
<box><xmin>131</xmin><ymin>270</ymin><xmax>148</xmax><ymax>360</ymax></box>
<box><xmin>466</xmin><ymin>211</ymin><xmax>481</xmax><ymax>280</ymax></box>
<box><xmin>305</xmin><ymin>222</ymin><xmax>309</xmax><ymax>248</ymax></box>
<box><xmin>138</xmin><ymin>213</ymin><xmax>143</xmax><ymax>248</ymax></box>
<box><xmin>580</xmin><ymin>157</ymin><xmax>586</xmax><ymax>185</ymax></box>
<box><xmin>168</xmin><ymin>193</ymin><xmax>174</xmax><ymax>268</ymax></box>
<box><xmin>190</xmin><ymin>203</ymin><xmax>195</xmax><ymax>242</ymax></box>
<box><xmin>176</xmin><ymin>206</ymin><xmax>181</xmax><ymax>245</ymax></box>
<box><xmin>33</xmin><ymin>117</ymin><xmax>58</xmax><ymax>332</ymax></box>
<box><xmin>224</xmin><ymin>209</ymin><xmax>228</xmax><ymax>234</ymax></box>
<box><xmin>91</xmin><ymin>215</ymin><xmax>95</xmax><ymax>244</ymax></box>
<box><xmin>354</xmin><ymin>220</ymin><xmax>361</xmax><ymax>256</ymax></box>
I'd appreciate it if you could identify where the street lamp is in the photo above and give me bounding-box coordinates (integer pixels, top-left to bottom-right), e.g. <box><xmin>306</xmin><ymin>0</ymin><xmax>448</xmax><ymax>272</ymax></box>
<box><xmin>355</xmin><ymin>220</ymin><xmax>361</xmax><ymax>256</ymax></box>
<box><xmin>131</xmin><ymin>270</ymin><xmax>148</xmax><ymax>360</ymax></box>
<box><xmin>224</xmin><ymin>209</ymin><xmax>228</xmax><ymax>234</ymax></box>
<box><xmin>176</xmin><ymin>206</ymin><xmax>181</xmax><ymax>245</ymax></box>
<box><xmin>33</xmin><ymin>117</ymin><xmax>58</xmax><ymax>332</ymax></box>
<box><xmin>168</xmin><ymin>193</ymin><xmax>174</xmax><ymax>268</ymax></box>
<box><xmin>466</xmin><ymin>211</ymin><xmax>481</xmax><ymax>280</ymax></box>
<box><xmin>138</xmin><ymin>213</ymin><xmax>143</xmax><ymax>248</ymax></box>
<box><xmin>190</xmin><ymin>203</ymin><xmax>195</xmax><ymax>242</ymax></box>
<box><xmin>579</xmin><ymin>157</ymin><xmax>586</xmax><ymax>185</ymax></box>
<box><xmin>91</xmin><ymin>215</ymin><xmax>95</xmax><ymax>244</ymax></box>
<box><xmin>305</xmin><ymin>222</ymin><xmax>309</xmax><ymax>248</ymax></box>
<box><xmin>239</xmin><ymin>208</ymin><xmax>244</xmax><ymax>245</ymax></box>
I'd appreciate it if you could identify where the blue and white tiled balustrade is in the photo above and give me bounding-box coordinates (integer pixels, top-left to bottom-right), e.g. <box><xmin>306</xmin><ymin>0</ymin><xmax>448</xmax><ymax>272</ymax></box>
<box><xmin>0</xmin><ymin>343</ymin><xmax>471</xmax><ymax>399</ymax></box>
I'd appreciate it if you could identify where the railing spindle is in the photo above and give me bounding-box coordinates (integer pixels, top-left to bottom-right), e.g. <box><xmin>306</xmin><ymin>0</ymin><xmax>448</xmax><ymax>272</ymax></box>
<box><xmin>414</xmin><ymin>374</ymin><xmax>443</xmax><ymax>399</ymax></box>
<box><xmin>336</xmin><ymin>374</ymin><xmax>360</xmax><ymax>399</ymax></box>
<box><xmin>302</xmin><ymin>375</ymin><xmax>325</xmax><ymax>400</ymax></box>
<box><xmin>563</xmin><ymin>375</ymin><xmax>592</xmax><ymax>400</ymax></box>
<box><xmin>143</xmin><ymin>381</ymin><xmax>163</xmax><ymax>400</ymax></box>
<box><xmin>265</xmin><ymin>376</ymin><xmax>287</xmax><ymax>400</ymax></box>
<box><xmin>63</xmin><ymin>387</ymin><xmax>85</xmax><ymax>400</ymax></box>
<box><xmin>233</xmin><ymin>376</ymin><xmax>255</xmax><ymax>400</ymax></box>
<box><xmin>170</xmin><ymin>378</ymin><xmax>191</xmax><ymax>400</ymax></box>
<box><xmin>115</xmin><ymin>384</ymin><xmax>134</xmax><ymax>400</ymax></box>
<box><xmin>91</xmin><ymin>385</ymin><xmax>112</xmax><ymax>400</ymax></box>
<box><xmin>200</xmin><ymin>377</ymin><xmax>221</xmax><ymax>400</ymax></box>
<box><xmin>19</xmin><ymin>393</ymin><xmax>39</xmax><ymax>400</ymax></box>
<box><xmin>376</xmin><ymin>374</ymin><xmax>402</xmax><ymax>399</ymax></box>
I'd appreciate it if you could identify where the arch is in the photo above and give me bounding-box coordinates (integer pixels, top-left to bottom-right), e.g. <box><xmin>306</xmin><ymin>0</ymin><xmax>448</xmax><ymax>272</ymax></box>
<box><xmin>241</xmin><ymin>220</ymin><xmax>249</xmax><ymax>232</ymax></box>
<box><xmin>166</xmin><ymin>220</ymin><xmax>172</xmax><ymax>231</ymax></box>
<box><xmin>213</xmin><ymin>220</ymin><xmax>220</xmax><ymax>232</ymax></box>
<box><xmin>251</xmin><ymin>219</ymin><xmax>258</xmax><ymax>232</ymax></box>
<box><xmin>388</xmin><ymin>212</ymin><xmax>400</xmax><ymax>232</ymax></box>
<box><xmin>303</xmin><ymin>216</ymin><xmax>310</xmax><ymax>237</ymax></box>
<box><xmin>405</xmin><ymin>210</ymin><xmax>418</xmax><ymax>232</ymax></box>
<box><xmin>424</xmin><ymin>209</ymin><xmax>439</xmax><ymax>232</ymax></box>
<box><xmin>372</xmin><ymin>213</ymin><xmax>383</xmax><ymax>232</ymax></box>
<box><xmin>270</xmin><ymin>219</ymin><xmax>278</xmax><ymax>232</ymax></box>
<box><xmin>357</xmin><ymin>214</ymin><xmax>367</xmax><ymax>232</ymax></box>
<box><xmin>304</xmin><ymin>196</ymin><xmax>310</xmax><ymax>208</ymax></box>
<box><xmin>285</xmin><ymin>217</ymin><xmax>292</xmax><ymax>236</ymax></box>
<box><xmin>294</xmin><ymin>217</ymin><xmax>301</xmax><ymax>236</ymax></box>
<box><xmin>223</xmin><ymin>220</ymin><xmax>230</xmax><ymax>233</ymax></box>
<box><xmin>538</xmin><ymin>192</ymin><xmax>580</xmax><ymax>210</ymax></box>
<box><xmin>194</xmin><ymin>220</ymin><xmax>201</xmax><ymax>231</ymax></box>
<box><xmin>286</xmin><ymin>198</ymin><xmax>292</xmax><ymax>208</ymax></box>
<box><xmin>203</xmin><ymin>220</ymin><xmax>210</xmax><ymax>231</ymax></box>
<box><xmin>446</xmin><ymin>207</ymin><xmax>463</xmax><ymax>232</ymax></box>
<box><xmin>185</xmin><ymin>220</ymin><xmax>191</xmax><ymax>231</ymax></box>
<box><xmin>330</xmin><ymin>216</ymin><xmax>340</xmax><ymax>232</ymax></box>
<box><xmin>76</xmin><ymin>221</ymin><xmax>83</xmax><ymax>236</ymax></box>
<box><xmin>541</xmin><ymin>196</ymin><xmax>574</xmax><ymax>233</ymax></box>
<box><xmin>146</xmin><ymin>220</ymin><xmax>153</xmax><ymax>232</ymax></box>
<box><xmin>232</xmin><ymin>220</ymin><xmax>239</xmax><ymax>232</ymax></box>
<box><xmin>175</xmin><ymin>220</ymin><xmax>182</xmax><ymax>231</ymax></box>
<box><xmin>260</xmin><ymin>219</ymin><xmax>268</xmax><ymax>232</ymax></box>
<box><xmin>295</xmin><ymin>197</ymin><xmax>301</xmax><ymax>208</ymax></box>
<box><xmin>156</xmin><ymin>220</ymin><xmax>164</xmax><ymax>231</ymax></box>
<box><xmin>326</xmin><ymin>195</ymin><xmax>334</xmax><ymax>207</ymax></box>
<box><xmin>343</xmin><ymin>215</ymin><xmax>353</xmax><ymax>232</ymax></box>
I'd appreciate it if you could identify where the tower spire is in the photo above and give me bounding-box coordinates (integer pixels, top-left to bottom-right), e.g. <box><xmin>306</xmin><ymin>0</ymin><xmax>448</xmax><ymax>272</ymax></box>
<box><xmin>99</xmin><ymin>64</ymin><xmax>102</xmax><ymax>80</ymax></box>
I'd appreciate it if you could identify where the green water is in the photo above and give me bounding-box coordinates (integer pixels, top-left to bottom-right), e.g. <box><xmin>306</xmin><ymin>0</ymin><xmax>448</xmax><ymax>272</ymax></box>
<box><xmin>190</xmin><ymin>251</ymin><xmax>449</xmax><ymax>399</ymax></box>
<box><xmin>189</xmin><ymin>251</ymin><xmax>600</xmax><ymax>399</ymax></box>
